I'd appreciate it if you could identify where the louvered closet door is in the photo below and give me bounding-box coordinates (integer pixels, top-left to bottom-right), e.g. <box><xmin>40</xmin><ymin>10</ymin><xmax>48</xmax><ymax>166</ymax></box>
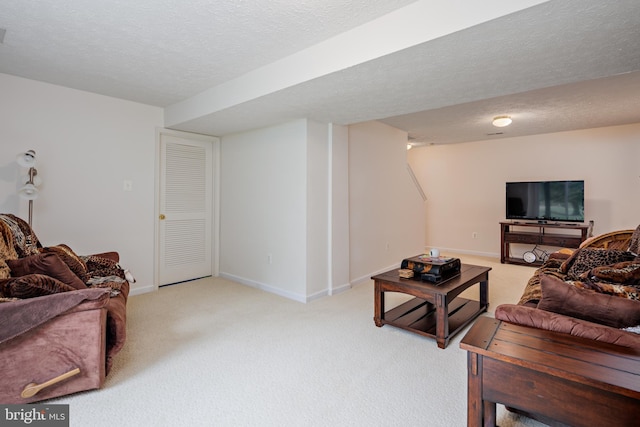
<box><xmin>158</xmin><ymin>134</ymin><xmax>213</xmax><ymax>286</ymax></box>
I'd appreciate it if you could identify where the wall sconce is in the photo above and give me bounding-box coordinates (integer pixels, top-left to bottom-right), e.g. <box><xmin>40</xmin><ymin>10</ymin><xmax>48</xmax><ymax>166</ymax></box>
<box><xmin>16</xmin><ymin>150</ymin><xmax>41</xmax><ymax>227</ymax></box>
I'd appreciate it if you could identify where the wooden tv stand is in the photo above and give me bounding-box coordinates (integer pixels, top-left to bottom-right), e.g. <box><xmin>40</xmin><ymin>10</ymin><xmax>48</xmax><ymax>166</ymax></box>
<box><xmin>500</xmin><ymin>221</ymin><xmax>589</xmax><ymax>266</ymax></box>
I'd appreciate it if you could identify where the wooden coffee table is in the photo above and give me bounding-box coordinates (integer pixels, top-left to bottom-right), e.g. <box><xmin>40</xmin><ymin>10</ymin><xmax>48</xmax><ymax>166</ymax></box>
<box><xmin>372</xmin><ymin>263</ymin><xmax>490</xmax><ymax>348</ymax></box>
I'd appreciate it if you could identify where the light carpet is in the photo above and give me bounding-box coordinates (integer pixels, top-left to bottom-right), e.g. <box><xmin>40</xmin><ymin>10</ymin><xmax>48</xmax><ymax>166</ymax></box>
<box><xmin>52</xmin><ymin>254</ymin><xmax>547</xmax><ymax>426</ymax></box>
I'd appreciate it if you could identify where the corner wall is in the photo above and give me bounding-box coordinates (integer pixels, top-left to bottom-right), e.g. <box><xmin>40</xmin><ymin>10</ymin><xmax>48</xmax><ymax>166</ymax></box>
<box><xmin>348</xmin><ymin>121</ymin><xmax>426</xmax><ymax>283</ymax></box>
<box><xmin>0</xmin><ymin>73</ymin><xmax>164</xmax><ymax>293</ymax></box>
<box><xmin>408</xmin><ymin>123</ymin><xmax>640</xmax><ymax>258</ymax></box>
<box><xmin>219</xmin><ymin>120</ymin><xmax>308</xmax><ymax>300</ymax></box>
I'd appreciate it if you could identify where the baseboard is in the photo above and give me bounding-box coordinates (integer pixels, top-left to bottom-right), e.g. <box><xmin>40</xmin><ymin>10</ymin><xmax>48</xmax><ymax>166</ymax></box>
<box><xmin>330</xmin><ymin>282</ymin><xmax>351</xmax><ymax>295</ymax></box>
<box><xmin>437</xmin><ymin>248</ymin><xmax>500</xmax><ymax>259</ymax></box>
<box><xmin>351</xmin><ymin>262</ymin><xmax>400</xmax><ymax>286</ymax></box>
<box><xmin>218</xmin><ymin>273</ymin><xmax>358</xmax><ymax>303</ymax></box>
<box><xmin>129</xmin><ymin>284</ymin><xmax>154</xmax><ymax>296</ymax></box>
<box><xmin>219</xmin><ymin>272</ymin><xmax>310</xmax><ymax>303</ymax></box>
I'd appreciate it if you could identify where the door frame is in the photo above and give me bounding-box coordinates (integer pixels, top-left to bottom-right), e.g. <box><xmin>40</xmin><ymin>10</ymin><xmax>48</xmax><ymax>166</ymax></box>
<box><xmin>154</xmin><ymin>127</ymin><xmax>220</xmax><ymax>291</ymax></box>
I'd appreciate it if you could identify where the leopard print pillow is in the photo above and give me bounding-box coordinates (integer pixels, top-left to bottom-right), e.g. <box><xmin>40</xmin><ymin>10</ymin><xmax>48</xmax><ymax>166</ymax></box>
<box><xmin>565</xmin><ymin>248</ymin><xmax>636</xmax><ymax>280</ymax></box>
<box><xmin>579</xmin><ymin>261</ymin><xmax>640</xmax><ymax>285</ymax></box>
<box><xmin>0</xmin><ymin>274</ymin><xmax>75</xmax><ymax>299</ymax></box>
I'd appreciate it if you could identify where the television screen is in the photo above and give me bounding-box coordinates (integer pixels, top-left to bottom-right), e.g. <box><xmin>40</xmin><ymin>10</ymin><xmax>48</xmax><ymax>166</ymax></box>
<box><xmin>506</xmin><ymin>180</ymin><xmax>584</xmax><ymax>223</ymax></box>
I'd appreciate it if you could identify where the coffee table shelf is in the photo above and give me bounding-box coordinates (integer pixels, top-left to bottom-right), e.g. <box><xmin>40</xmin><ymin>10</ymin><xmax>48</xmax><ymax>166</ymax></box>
<box><xmin>372</xmin><ymin>263</ymin><xmax>490</xmax><ymax>348</ymax></box>
<box><xmin>384</xmin><ymin>297</ymin><xmax>483</xmax><ymax>339</ymax></box>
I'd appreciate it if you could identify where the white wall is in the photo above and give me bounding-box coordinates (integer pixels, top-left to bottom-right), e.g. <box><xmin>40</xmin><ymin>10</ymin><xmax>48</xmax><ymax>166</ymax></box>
<box><xmin>329</xmin><ymin>124</ymin><xmax>350</xmax><ymax>294</ymax></box>
<box><xmin>348</xmin><ymin>121</ymin><xmax>426</xmax><ymax>283</ymax></box>
<box><xmin>219</xmin><ymin>120</ymin><xmax>308</xmax><ymax>300</ymax></box>
<box><xmin>0</xmin><ymin>73</ymin><xmax>164</xmax><ymax>293</ymax></box>
<box><xmin>408</xmin><ymin>123</ymin><xmax>640</xmax><ymax>258</ymax></box>
<box><xmin>306</xmin><ymin>120</ymin><xmax>329</xmax><ymax>298</ymax></box>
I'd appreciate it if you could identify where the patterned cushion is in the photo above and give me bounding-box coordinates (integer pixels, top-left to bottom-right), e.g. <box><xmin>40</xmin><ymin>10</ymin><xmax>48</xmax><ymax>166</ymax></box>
<box><xmin>572</xmin><ymin>279</ymin><xmax>640</xmax><ymax>301</ymax></box>
<box><xmin>6</xmin><ymin>253</ymin><xmax>87</xmax><ymax>290</ymax></box>
<box><xmin>580</xmin><ymin>261</ymin><xmax>640</xmax><ymax>286</ymax></box>
<box><xmin>39</xmin><ymin>244</ymin><xmax>89</xmax><ymax>283</ymax></box>
<box><xmin>0</xmin><ymin>274</ymin><xmax>75</xmax><ymax>299</ymax></box>
<box><xmin>561</xmin><ymin>248</ymin><xmax>636</xmax><ymax>280</ymax></box>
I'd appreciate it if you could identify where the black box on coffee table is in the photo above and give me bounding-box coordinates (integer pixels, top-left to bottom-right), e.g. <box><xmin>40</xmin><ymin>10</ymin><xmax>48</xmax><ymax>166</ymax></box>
<box><xmin>401</xmin><ymin>255</ymin><xmax>461</xmax><ymax>283</ymax></box>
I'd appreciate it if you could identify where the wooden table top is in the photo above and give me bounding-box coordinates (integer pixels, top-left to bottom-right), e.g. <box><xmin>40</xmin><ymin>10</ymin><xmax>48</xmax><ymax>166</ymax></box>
<box><xmin>372</xmin><ymin>263</ymin><xmax>491</xmax><ymax>294</ymax></box>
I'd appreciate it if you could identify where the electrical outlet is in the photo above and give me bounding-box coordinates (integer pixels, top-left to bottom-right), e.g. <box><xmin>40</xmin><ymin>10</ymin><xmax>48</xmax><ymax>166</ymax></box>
<box><xmin>267</xmin><ymin>254</ymin><xmax>272</xmax><ymax>264</ymax></box>
<box><xmin>123</xmin><ymin>180</ymin><xmax>133</xmax><ymax>191</ymax></box>
<box><xmin>385</xmin><ymin>243</ymin><xmax>390</xmax><ymax>251</ymax></box>
<box><xmin>472</xmin><ymin>232</ymin><xmax>478</xmax><ymax>239</ymax></box>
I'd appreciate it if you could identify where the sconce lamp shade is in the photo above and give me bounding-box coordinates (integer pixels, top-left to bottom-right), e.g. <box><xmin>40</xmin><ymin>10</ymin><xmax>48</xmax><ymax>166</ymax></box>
<box><xmin>19</xmin><ymin>183</ymin><xmax>39</xmax><ymax>200</ymax></box>
<box><xmin>17</xmin><ymin>150</ymin><xmax>37</xmax><ymax>167</ymax></box>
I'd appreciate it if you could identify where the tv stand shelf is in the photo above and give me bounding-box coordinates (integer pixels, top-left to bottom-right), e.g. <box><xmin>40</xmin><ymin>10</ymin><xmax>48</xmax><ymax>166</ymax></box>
<box><xmin>500</xmin><ymin>222</ymin><xmax>589</xmax><ymax>266</ymax></box>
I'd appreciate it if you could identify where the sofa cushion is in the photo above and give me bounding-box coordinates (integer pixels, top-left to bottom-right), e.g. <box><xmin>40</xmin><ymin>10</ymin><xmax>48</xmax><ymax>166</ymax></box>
<box><xmin>495</xmin><ymin>304</ymin><xmax>640</xmax><ymax>349</ymax></box>
<box><xmin>39</xmin><ymin>244</ymin><xmax>89</xmax><ymax>283</ymax></box>
<box><xmin>7</xmin><ymin>253</ymin><xmax>87</xmax><ymax>290</ymax></box>
<box><xmin>0</xmin><ymin>274</ymin><xmax>76</xmax><ymax>299</ymax></box>
<box><xmin>537</xmin><ymin>274</ymin><xmax>640</xmax><ymax>328</ymax></box>
<box><xmin>560</xmin><ymin>247</ymin><xmax>636</xmax><ymax>280</ymax></box>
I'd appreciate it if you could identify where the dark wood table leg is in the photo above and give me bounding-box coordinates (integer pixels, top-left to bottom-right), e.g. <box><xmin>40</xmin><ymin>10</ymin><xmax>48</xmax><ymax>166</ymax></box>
<box><xmin>374</xmin><ymin>281</ymin><xmax>384</xmax><ymax>327</ymax></box>
<box><xmin>479</xmin><ymin>278</ymin><xmax>489</xmax><ymax>310</ymax></box>
<box><xmin>436</xmin><ymin>293</ymin><xmax>448</xmax><ymax>348</ymax></box>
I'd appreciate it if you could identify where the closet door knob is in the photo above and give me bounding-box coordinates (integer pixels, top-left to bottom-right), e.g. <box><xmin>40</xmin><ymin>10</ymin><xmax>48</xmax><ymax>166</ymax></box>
<box><xmin>159</xmin><ymin>214</ymin><xmax>166</xmax><ymax>220</ymax></box>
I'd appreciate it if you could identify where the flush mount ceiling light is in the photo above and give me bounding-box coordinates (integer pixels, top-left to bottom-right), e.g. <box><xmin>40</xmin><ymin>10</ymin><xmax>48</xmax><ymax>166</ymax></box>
<box><xmin>492</xmin><ymin>115</ymin><xmax>512</xmax><ymax>127</ymax></box>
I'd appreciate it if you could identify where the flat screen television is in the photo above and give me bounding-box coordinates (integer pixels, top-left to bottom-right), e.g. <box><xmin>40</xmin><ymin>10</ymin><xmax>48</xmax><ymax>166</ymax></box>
<box><xmin>506</xmin><ymin>180</ymin><xmax>584</xmax><ymax>223</ymax></box>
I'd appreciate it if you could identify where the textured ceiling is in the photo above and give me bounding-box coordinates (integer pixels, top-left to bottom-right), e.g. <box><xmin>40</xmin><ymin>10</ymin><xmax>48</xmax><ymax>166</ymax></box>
<box><xmin>1</xmin><ymin>0</ymin><xmax>640</xmax><ymax>144</ymax></box>
<box><xmin>0</xmin><ymin>0</ymin><xmax>417</xmax><ymax>106</ymax></box>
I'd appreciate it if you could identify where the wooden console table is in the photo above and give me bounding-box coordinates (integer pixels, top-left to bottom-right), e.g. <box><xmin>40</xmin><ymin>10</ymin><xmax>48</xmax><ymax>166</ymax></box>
<box><xmin>461</xmin><ymin>317</ymin><xmax>640</xmax><ymax>427</ymax></box>
<box><xmin>500</xmin><ymin>221</ymin><xmax>589</xmax><ymax>266</ymax></box>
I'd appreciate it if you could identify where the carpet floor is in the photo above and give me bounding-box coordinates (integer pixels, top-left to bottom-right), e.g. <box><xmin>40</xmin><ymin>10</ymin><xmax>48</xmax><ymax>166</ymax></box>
<box><xmin>52</xmin><ymin>254</ymin><xmax>547</xmax><ymax>426</ymax></box>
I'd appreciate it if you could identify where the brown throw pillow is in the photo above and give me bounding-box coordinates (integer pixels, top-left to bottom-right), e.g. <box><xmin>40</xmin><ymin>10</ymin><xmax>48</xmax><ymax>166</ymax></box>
<box><xmin>7</xmin><ymin>253</ymin><xmax>87</xmax><ymax>290</ymax></box>
<box><xmin>537</xmin><ymin>274</ymin><xmax>640</xmax><ymax>328</ymax></box>
<box><xmin>1</xmin><ymin>274</ymin><xmax>76</xmax><ymax>299</ymax></box>
<box><xmin>39</xmin><ymin>244</ymin><xmax>89</xmax><ymax>283</ymax></box>
<box><xmin>561</xmin><ymin>248</ymin><xmax>636</xmax><ymax>280</ymax></box>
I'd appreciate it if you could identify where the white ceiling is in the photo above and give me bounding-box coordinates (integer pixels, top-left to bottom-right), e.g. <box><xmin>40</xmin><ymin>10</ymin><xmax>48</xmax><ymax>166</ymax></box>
<box><xmin>1</xmin><ymin>0</ymin><xmax>639</xmax><ymax>144</ymax></box>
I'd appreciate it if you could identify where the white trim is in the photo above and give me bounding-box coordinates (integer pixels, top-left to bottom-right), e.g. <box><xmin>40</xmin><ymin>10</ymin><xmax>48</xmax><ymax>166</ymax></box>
<box><xmin>331</xmin><ymin>282</ymin><xmax>352</xmax><ymax>295</ymax></box>
<box><xmin>327</xmin><ymin>124</ymin><xmax>333</xmax><ymax>296</ymax></box>
<box><xmin>219</xmin><ymin>272</ymin><xmax>310</xmax><ymax>303</ymax></box>
<box><xmin>406</xmin><ymin>163</ymin><xmax>427</xmax><ymax>202</ymax></box>
<box><xmin>434</xmin><ymin>247</ymin><xmax>499</xmax><ymax>259</ymax></box>
<box><xmin>129</xmin><ymin>284</ymin><xmax>155</xmax><ymax>296</ymax></box>
<box><xmin>350</xmin><ymin>262</ymin><xmax>401</xmax><ymax>286</ymax></box>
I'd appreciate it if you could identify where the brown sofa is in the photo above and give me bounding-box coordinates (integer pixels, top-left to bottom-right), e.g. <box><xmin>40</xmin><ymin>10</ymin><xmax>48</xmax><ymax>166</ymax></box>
<box><xmin>0</xmin><ymin>214</ymin><xmax>129</xmax><ymax>403</ymax></box>
<box><xmin>485</xmin><ymin>227</ymin><xmax>640</xmax><ymax>425</ymax></box>
<box><xmin>494</xmin><ymin>227</ymin><xmax>640</xmax><ymax>349</ymax></box>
